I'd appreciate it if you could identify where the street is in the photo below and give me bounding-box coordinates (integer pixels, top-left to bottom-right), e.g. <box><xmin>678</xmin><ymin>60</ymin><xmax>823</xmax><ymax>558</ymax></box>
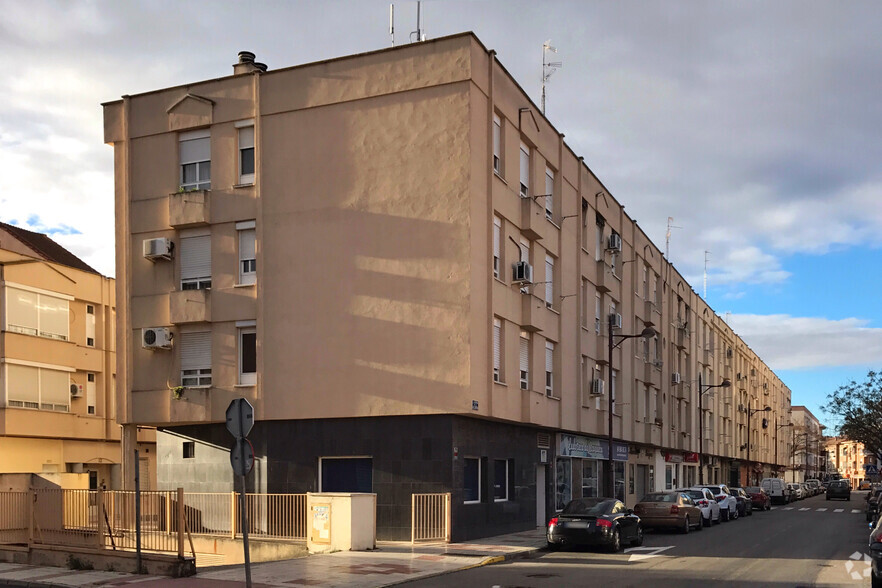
<box><xmin>403</xmin><ymin>492</ymin><xmax>874</xmax><ymax>587</ymax></box>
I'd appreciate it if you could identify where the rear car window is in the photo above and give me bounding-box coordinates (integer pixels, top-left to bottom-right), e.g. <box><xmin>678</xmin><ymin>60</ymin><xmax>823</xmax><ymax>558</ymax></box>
<box><xmin>685</xmin><ymin>491</ymin><xmax>705</xmax><ymax>500</ymax></box>
<box><xmin>641</xmin><ymin>492</ymin><xmax>676</xmax><ymax>502</ymax></box>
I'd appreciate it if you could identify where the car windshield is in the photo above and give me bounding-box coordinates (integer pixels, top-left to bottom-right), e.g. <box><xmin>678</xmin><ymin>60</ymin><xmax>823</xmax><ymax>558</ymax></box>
<box><xmin>561</xmin><ymin>498</ymin><xmax>612</xmax><ymax>515</ymax></box>
<box><xmin>641</xmin><ymin>492</ymin><xmax>677</xmax><ymax>502</ymax></box>
<box><xmin>746</xmin><ymin>487</ymin><xmax>761</xmax><ymax>493</ymax></box>
<box><xmin>685</xmin><ymin>491</ymin><xmax>705</xmax><ymax>500</ymax></box>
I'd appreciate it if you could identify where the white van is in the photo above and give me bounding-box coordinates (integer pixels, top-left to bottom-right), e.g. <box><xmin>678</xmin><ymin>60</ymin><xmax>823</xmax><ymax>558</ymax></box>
<box><xmin>761</xmin><ymin>478</ymin><xmax>789</xmax><ymax>504</ymax></box>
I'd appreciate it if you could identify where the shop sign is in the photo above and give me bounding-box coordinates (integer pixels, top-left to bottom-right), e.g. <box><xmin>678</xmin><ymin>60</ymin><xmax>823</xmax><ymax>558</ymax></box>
<box><xmin>684</xmin><ymin>452</ymin><xmax>699</xmax><ymax>463</ymax></box>
<box><xmin>664</xmin><ymin>452</ymin><xmax>684</xmax><ymax>463</ymax></box>
<box><xmin>558</xmin><ymin>433</ymin><xmax>629</xmax><ymax>461</ymax></box>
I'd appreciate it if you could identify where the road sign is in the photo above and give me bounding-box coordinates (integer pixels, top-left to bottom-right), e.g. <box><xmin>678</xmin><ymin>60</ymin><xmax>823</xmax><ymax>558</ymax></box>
<box><xmin>230</xmin><ymin>438</ymin><xmax>255</xmax><ymax>476</ymax></box>
<box><xmin>226</xmin><ymin>398</ymin><xmax>254</xmax><ymax>439</ymax></box>
<box><xmin>865</xmin><ymin>464</ymin><xmax>879</xmax><ymax>475</ymax></box>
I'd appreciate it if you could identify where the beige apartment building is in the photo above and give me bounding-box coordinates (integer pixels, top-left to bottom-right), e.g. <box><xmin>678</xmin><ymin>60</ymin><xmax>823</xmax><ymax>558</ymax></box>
<box><xmin>826</xmin><ymin>436</ymin><xmax>879</xmax><ymax>487</ymax></box>
<box><xmin>0</xmin><ymin>222</ymin><xmax>154</xmax><ymax>490</ymax></box>
<box><xmin>788</xmin><ymin>405</ymin><xmax>825</xmax><ymax>482</ymax></box>
<box><xmin>103</xmin><ymin>33</ymin><xmax>791</xmax><ymax>540</ymax></box>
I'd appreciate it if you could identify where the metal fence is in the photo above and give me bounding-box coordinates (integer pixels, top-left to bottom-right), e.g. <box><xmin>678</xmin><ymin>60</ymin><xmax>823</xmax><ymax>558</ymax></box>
<box><xmin>411</xmin><ymin>493</ymin><xmax>451</xmax><ymax>543</ymax></box>
<box><xmin>182</xmin><ymin>492</ymin><xmax>308</xmax><ymax>540</ymax></box>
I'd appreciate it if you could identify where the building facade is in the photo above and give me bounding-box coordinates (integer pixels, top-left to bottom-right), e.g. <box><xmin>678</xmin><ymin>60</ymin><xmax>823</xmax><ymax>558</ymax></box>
<box><xmin>104</xmin><ymin>33</ymin><xmax>792</xmax><ymax>540</ymax></box>
<box><xmin>0</xmin><ymin>223</ymin><xmax>154</xmax><ymax>489</ymax></box>
<box><xmin>788</xmin><ymin>406</ymin><xmax>825</xmax><ymax>482</ymax></box>
<box><xmin>826</xmin><ymin>436</ymin><xmax>880</xmax><ymax>488</ymax></box>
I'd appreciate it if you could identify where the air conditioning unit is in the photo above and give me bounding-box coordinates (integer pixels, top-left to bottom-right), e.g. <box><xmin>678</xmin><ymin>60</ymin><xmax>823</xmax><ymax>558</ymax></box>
<box><xmin>609</xmin><ymin>312</ymin><xmax>623</xmax><ymax>330</ymax></box>
<box><xmin>591</xmin><ymin>379</ymin><xmax>604</xmax><ymax>396</ymax></box>
<box><xmin>143</xmin><ymin>238</ymin><xmax>173</xmax><ymax>261</ymax></box>
<box><xmin>671</xmin><ymin>372</ymin><xmax>682</xmax><ymax>385</ymax></box>
<box><xmin>512</xmin><ymin>261</ymin><xmax>533</xmax><ymax>284</ymax></box>
<box><xmin>70</xmin><ymin>384</ymin><xmax>83</xmax><ymax>398</ymax></box>
<box><xmin>607</xmin><ymin>233</ymin><xmax>622</xmax><ymax>252</ymax></box>
<box><xmin>142</xmin><ymin>327</ymin><xmax>173</xmax><ymax>350</ymax></box>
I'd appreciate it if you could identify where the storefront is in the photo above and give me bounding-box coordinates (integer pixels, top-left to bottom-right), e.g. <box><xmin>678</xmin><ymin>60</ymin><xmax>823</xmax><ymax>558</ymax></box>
<box><xmin>663</xmin><ymin>451</ymin><xmax>699</xmax><ymax>490</ymax></box>
<box><xmin>555</xmin><ymin>433</ymin><xmax>629</xmax><ymax>509</ymax></box>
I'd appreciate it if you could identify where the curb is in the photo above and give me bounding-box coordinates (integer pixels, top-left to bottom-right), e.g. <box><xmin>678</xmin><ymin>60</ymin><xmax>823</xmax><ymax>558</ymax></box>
<box><xmin>380</xmin><ymin>546</ymin><xmax>544</xmax><ymax>587</ymax></box>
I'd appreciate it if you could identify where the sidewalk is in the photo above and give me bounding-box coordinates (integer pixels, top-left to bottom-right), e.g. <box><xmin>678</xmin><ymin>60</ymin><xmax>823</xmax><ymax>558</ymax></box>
<box><xmin>0</xmin><ymin>528</ymin><xmax>547</xmax><ymax>588</ymax></box>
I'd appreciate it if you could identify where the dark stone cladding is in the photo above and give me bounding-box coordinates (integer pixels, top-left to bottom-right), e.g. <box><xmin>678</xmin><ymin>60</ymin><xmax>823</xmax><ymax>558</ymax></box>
<box><xmin>167</xmin><ymin>414</ymin><xmax>543</xmax><ymax>541</ymax></box>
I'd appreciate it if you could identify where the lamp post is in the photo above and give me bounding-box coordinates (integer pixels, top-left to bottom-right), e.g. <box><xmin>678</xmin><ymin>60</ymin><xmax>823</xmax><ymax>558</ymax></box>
<box><xmin>698</xmin><ymin>373</ymin><xmax>730</xmax><ymax>485</ymax></box>
<box><xmin>746</xmin><ymin>402</ymin><xmax>771</xmax><ymax>486</ymax></box>
<box><xmin>606</xmin><ymin>321</ymin><xmax>657</xmax><ymax>498</ymax></box>
<box><xmin>775</xmin><ymin>419</ymin><xmax>793</xmax><ymax>478</ymax></box>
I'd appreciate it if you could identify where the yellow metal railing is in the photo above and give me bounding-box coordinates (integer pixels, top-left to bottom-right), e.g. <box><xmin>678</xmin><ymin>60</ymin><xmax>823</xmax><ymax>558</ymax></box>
<box><xmin>411</xmin><ymin>492</ymin><xmax>451</xmax><ymax>543</ymax></box>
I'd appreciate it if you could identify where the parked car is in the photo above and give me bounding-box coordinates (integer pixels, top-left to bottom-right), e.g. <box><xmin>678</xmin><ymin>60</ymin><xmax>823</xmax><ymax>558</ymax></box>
<box><xmin>547</xmin><ymin>498</ymin><xmax>643</xmax><ymax>551</ymax></box>
<box><xmin>866</xmin><ymin>488</ymin><xmax>882</xmax><ymax>521</ymax></box>
<box><xmin>761</xmin><ymin>478</ymin><xmax>790</xmax><ymax>505</ymax></box>
<box><xmin>867</xmin><ymin>512</ymin><xmax>882</xmax><ymax>587</ymax></box>
<box><xmin>801</xmin><ymin>482</ymin><xmax>812</xmax><ymax>497</ymax></box>
<box><xmin>681</xmin><ymin>487</ymin><xmax>722</xmax><ymax>526</ymax></box>
<box><xmin>701</xmin><ymin>484</ymin><xmax>738</xmax><ymax>521</ymax></box>
<box><xmin>861</xmin><ymin>480</ymin><xmax>873</xmax><ymax>491</ymax></box>
<box><xmin>634</xmin><ymin>491</ymin><xmax>703</xmax><ymax>533</ymax></box>
<box><xmin>805</xmin><ymin>479</ymin><xmax>822</xmax><ymax>494</ymax></box>
<box><xmin>731</xmin><ymin>487</ymin><xmax>754</xmax><ymax>517</ymax></box>
<box><xmin>745</xmin><ymin>486</ymin><xmax>772</xmax><ymax>511</ymax></box>
<box><xmin>787</xmin><ymin>483</ymin><xmax>804</xmax><ymax>500</ymax></box>
<box><xmin>827</xmin><ymin>479</ymin><xmax>852</xmax><ymax>501</ymax></box>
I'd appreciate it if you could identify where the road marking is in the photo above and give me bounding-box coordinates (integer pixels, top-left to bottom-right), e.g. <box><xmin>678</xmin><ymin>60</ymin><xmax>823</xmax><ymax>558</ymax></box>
<box><xmin>834</xmin><ymin>509</ymin><xmax>844</xmax><ymax>513</ymax></box>
<box><xmin>817</xmin><ymin>508</ymin><xmax>828</xmax><ymax>512</ymax></box>
<box><xmin>625</xmin><ymin>546</ymin><xmax>675</xmax><ymax>562</ymax></box>
<box><xmin>782</xmin><ymin>507</ymin><xmax>794</xmax><ymax>510</ymax></box>
<box><xmin>799</xmin><ymin>507</ymin><xmax>810</xmax><ymax>511</ymax></box>
<box><xmin>853</xmin><ymin>509</ymin><xmax>862</xmax><ymax>514</ymax></box>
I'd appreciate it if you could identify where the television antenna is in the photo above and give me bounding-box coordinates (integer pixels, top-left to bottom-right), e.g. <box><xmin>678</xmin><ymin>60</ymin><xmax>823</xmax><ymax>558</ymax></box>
<box><xmin>541</xmin><ymin>40</ymin><xmax>562</xmax><ymax>115</ymax></box>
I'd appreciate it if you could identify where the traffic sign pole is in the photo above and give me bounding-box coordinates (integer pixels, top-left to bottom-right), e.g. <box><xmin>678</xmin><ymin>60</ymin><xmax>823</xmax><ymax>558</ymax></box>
<box><xmin>226</xmin><ymin>398</ymin><xmax>255</xmax><ymax>588</ymax></box>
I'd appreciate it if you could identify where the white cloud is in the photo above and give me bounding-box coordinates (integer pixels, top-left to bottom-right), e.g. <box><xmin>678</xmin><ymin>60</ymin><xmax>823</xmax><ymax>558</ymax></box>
<box><xmin>726</xmin><ymin>313</ymin><xmax>882</xmax><ymax>370</ymax></box>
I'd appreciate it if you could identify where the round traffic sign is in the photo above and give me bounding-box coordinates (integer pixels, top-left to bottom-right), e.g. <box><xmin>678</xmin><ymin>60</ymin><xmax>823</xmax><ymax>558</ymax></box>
<box><xmin>230</xmin><ymin>438</ymin><xmax>255</xmax><ymax>476</ymax></box>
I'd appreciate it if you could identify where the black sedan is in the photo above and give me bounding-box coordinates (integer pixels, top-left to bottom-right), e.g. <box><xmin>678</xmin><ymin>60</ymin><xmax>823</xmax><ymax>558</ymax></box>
<box><xmin>731</xmin><ymin>487</ymin><xmax>754</xmax><ymax>516</ymax></box>
<box><xmin>827</xmin><ymin>479</ymin><xmax>851</xmax><ymax>500</ymax></box>
<box><xmin>868</xmin><ymin>514</ymin><xmax>882</xmax><ymax>587</ymax></box>
<box><xmin>547</xmin><ymin>497</ymin><xmax>643</xmax><ymax>552</ymax></box>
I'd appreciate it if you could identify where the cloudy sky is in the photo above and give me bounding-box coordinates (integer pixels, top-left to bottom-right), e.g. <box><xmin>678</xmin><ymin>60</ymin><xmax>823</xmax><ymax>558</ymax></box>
<box><xmin>1</xmin><ymin>0</ymin><xmax>880</xmax><ymax>428</ymax></box>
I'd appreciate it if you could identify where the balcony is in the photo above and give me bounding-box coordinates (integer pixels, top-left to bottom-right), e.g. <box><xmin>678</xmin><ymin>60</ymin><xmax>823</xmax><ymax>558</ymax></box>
<box><xmin>520</xmin><ymin>292</ymin><xmax>544</xmax><ymax>333</ymax></box>
<box><xmin>642</xmin><ymin>300</ymin><xmax>655</xmax><ymax>325</ymax></box>
<box><xmin>169</xmin><ymin>189</ymin><xmax>210</xmax><ymax>228</ymax></box>
<box><xmin>674</xmin><ymin>327</ymin><xmax>688</xmax><ymax>350</ymax></box>
<box><xmin>595</xmin><ymin>260</ymin><xmax>612</xmax><ymax>293</ymax></box>
<box><xmin>644</xmin><ymin>361</ymin><xmax>662</xmax><ymax>388</ymax></box>
<box><xmin>169</xmin><ymin>288</ymin><xmax>211</xmax><ymax>324</ymax></box>
<box><xmin>520</xmin><ymin>197</ymin><xmax>544</xmax><ymax>241</ymax></box>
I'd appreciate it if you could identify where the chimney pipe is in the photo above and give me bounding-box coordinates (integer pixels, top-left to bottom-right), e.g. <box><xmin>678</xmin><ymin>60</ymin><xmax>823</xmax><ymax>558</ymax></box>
<box><xmin>234</xmin><ymin>51</ymin><xmax>266</xmax><ymax>75</ymax></box>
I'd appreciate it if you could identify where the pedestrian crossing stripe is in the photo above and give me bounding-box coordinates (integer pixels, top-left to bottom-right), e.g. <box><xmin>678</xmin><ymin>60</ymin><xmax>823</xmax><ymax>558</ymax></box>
<box><xmin>817</xmin><ymin>508</ymin><xmax>828</xmax><ymax>512</ymax></box>
<box><xmin>834</xmin><ymin>509</ymin><xmax>844</xmax><ymax>513</ymax></box>
<box><xmin>782</xmin><ymin>507</ymin><xmax>794</xmax><ymax>510</ymax></box>
<box><xmin>799</xmin><ymin>507</ymin><xmax>810</xmax><ymax>511</ymax></box>
<box><xmin>852</xmin><ymin>509</ymin><xmax>862</xmax><ymax>514</ymax></box>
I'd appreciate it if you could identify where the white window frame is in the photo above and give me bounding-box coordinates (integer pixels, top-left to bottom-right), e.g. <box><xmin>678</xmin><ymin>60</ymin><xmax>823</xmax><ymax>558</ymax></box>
<box><xmin>180</xmin><ymin>230</ymin><xmax>211</xmax><ymax>290</ymax></box>
<box><xmin>180</xmin><ymin>331</ymin><xmax>212</xmax><ymax>388</ymax></box>
<box><xmin>519</xmin><ymin>142</ymin><xmax>530</xmax><ymax>198</ymax></box>
<box><xmin>237</xmin><ymin>122</ymin><xmax>255</xmax><ymax>185</ymax></box>
<box><xmin>179</xmin><ymin>129</ymin><xmax>211</xmax><ymax>191</ymax></box>
<box><xmin>492</xmin><ymin>114</ymin><xmax>502</xmax><ymax>174</ymax></box>
<box><xmin>3</xmin><ymin>361</ymin><xmax>72</xmax><ymax>412</ymax></box>
<box><xmin>86</xmin><ymin>372</ymin><xmax>96</xmax><ymax>415</ymax></box>
<box><xmin>493</xmin><ymin>318</ymin><xmax>502</xmax><ymax>383</ymax></box>
<box><xmin>4</xmin><ymin>285</ymin><xmax>70</xmax><ymax>341</ymax></box>
<box><xmin>545</xmin><ymin>167</ymin><xmax>554</xmax><ymax>220</ymax></box>
<box><xmin>493</xmin><ymin>216</ymin><xmax>502</xmax><ymax>279</ymax></box>
<box><xmin>595</xmin><ymin>293</ymin><xmax>602</xmax><ymax>334</ymax></box>
<box><xmin>493</xmin><ymin>459</ymin><xmax>510</xmax><ymax>502</ymax></box>
<box><xmin>519</xmin><ymin>331</ymin><xmax>530</xmax><ymax>390</ymax></box>
<box><xmin>238</xmin><ymin>326</ymin><xmax>257</xmax><ymax>386</ymax></box>
<box><xmin>545</xmin><ymin>255</ymin><xmax>554</xmax><ymax>308</ymax></box>
<box><xmin>545</xmin><ymin>340</ymin><xmax>555</xmax><ymax>397</ymax></box>
<box><xmin>464</xmin><ymin>457</ymin><xmax>482</xmax><ymax>504</ymax></box>
<box><xmin>237</xmin><ymin>221</ymin><xmax>257</xmax><ymax>285</ymax></box>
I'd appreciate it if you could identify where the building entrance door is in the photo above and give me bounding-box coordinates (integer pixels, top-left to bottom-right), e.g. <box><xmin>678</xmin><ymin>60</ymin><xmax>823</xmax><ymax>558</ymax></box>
<box><xmin>536</xmin><ymin>465</ymin><xmax>546</xmax><ymax>527</ymax></box>
<box><xmin>635</xmin><ymin>465</ymin><xmax>647</xmax><ymax>500</ymax></box>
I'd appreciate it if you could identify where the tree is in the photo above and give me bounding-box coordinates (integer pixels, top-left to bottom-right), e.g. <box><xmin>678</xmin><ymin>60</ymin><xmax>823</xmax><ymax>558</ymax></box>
<box><xmin>824</xmin><ymin>370</ymin><xmax>882</xmax><ymax>463</ymax></box>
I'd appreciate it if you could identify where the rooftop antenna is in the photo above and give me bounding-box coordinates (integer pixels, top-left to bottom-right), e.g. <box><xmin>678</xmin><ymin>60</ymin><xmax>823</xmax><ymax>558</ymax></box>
<box><xmin>704</xmin><ymin>250</ymin><xmax>710</xmax><ymax>300</ymax></box>
<box><xmin>389</xmin><ymin>4</ymin><xmax>395</xmax><ymax>46</ymax></box>
<box><xmin>410</xmin><ymin>1</ymin><xmax>425</xmax><ymax>43</ymax></box>
<box><xmin>541</xmin><ymin>40</ymin><xmax>562</xmax><ymax>115</ymax></box>
<box><xmin>665</xmin><ymin>216</ymin><xmax>681</xmax><ymax>260</ymax></box>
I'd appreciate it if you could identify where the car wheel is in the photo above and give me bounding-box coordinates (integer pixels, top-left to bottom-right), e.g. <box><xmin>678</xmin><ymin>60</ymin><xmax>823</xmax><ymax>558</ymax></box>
<box><xmin>695</xmin><ymin>514</ymin><xmax>703</xmax><ymax>531</ymax></box>
<box><xmin>766</xmin><ymin>501</ymin><xmax>771</xmax><ymax>511</ymax></box>
<box><xmin>609</xmin><ymin>528</ymin><xmax>621</xmax><ymax>552</ymax></box>
<box><xmin>703</xmin><ymin>514</ymin><xmax>711</xmax><ymax>527</ymax></box>
<box><xmin>632</xmin><ymin>525</ymin><xmax>644</xmax><ymax>547</ymax></box>
<box><xmin>732</xmin><ymin>506</ymin><xmax>739</xmax><ymax>520</ymax></box>
<box><xmin>722</xmin><ymin>508</ymin><xmax>729</xmax><ymax>522</ymax></box>
<box><xmin>682</xmin><ymin>517</ymin><xmax>690</xmax><ymax>534</ymax></box>
<box><xmin>873</xmin><ymin>570</ymin><xmax>882</xmax><ymax>588</ymax></box>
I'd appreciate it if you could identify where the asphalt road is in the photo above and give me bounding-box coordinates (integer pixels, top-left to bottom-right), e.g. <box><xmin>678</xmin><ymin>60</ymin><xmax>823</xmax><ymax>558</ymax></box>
<box><xmin>402</xmin><ymin>491</ymin><xmax>875</xmax><ymax>588</ymax></box>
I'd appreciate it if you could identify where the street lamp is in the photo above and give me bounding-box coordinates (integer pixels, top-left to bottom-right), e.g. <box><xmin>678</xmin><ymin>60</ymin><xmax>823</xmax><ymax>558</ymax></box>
<box><xmin>775</xmin><ymin>419</ymin><xmax>793</xmax><ymax>478</ymax></box>
<box><xmin>698</xmin><ymin>373</ymin><xmax>731</xmax><ymax>484</ymax></box>
<box><xmin>746</xmin><ymin>403</ymin><xmax>771</xmax><ymax>486</ymax></box>
<box><xmin>606</xmin><ymin>322</ymin><xmax>657</xmax><ymax>498</ymax></box>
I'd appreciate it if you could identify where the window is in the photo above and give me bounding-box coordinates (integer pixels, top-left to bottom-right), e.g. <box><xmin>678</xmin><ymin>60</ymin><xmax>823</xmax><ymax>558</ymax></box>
<box><xmin>494</xmin><ymin>459</ymin><xmax>510</xmax><ymax>502</ymax></box>
<box><xmin>237</xmin><ymin>221</ymin><xmax>256</xmax><ymax>285</ymax></box>
<box><xmin>239</xmin><ymin>327</ymin><xmax>256</xmax><ymax>385</ymax></box>
<box><xmin>581</xmin><ymin>279</ymin><xmax>589</xmax><ymax>328</ymax></box>
<box><xmin>544</xmin><ymin>255</ymin><xmax>554</xmax><ymax>309</ymax></box>
<box><xmin>642</xmin><ymin>265</ymin><xmax>648</xmax><ymax>299</ymax></box>
<box><xmin>181</xmin><ymin>331</ymin><xmax>211</xmax><ymax>387</ymax></box>
<box><xmin>581</xmin><ymin>355</ymin><xmax>590</xmax><ymax>405</ymax></box>
<box><xmin>518</xmin><ymin>237</ymin><xmax>531</xmax><ymax>266</ymax></box>
<box><xmin>493</xmin><ymin>318</ymin><xmax>503</xmax><ymax>383</ymax></box>
<box><xmin>493</xmin><ymin>216</ymin><xmax>502</xmax><ymax>279</ymax></box>
<box><xmin>4</xmin><ymin>363</ymin><xmax>69</xmax><ymax>412</ymax></box>
<box><xmin>519</xmin><ymin>331</ymin><xmax>530</xmax><ymax>390</ymax></box>
<box><xmin>86</xmin><ymin>304</ymin><xmax>95</xmax><ymax>347</ymax></box>
<box><xmin>238</xmin><ymin>125</ymin><xmax>255</xmax><ymax>185</ymax></box>
<box><xmin>519</xmin><ymin>142</ymin><xmax>530</xmax><ymax>198</ymax></box>
<box><xmin>644</xmin><ymin>385</ymin><xmax>651</xmax><ymax>420</ymax></box>
<box><xmin>464</xmin><ymin>457</ymin><xmax>481</xmax><ymax>503</ymax></box>
<box><xmin>595</xmin><ymin>293</ymin><xmax>602</xmax><ymax>334</ymax></box>
<box><xmin>179</xmin><ymin>130</ymin><xmax>210</xmax><ymax>190</ymax></box>
<box><xmin>492</xmin><ymin>114</ymin><xmax>502</xmax><ymax>174</ymax></box>
<box><xmin>611</xmin><ymin>368</ymin><xmax>618</xmax><ymax>413</ymax></box>
<box><xmin>4</xmin><ymin>286</ymin><xmax>69</xmax><ymax>341</ymax></box>
<box><xmin>86</xmin><ymin>305</ymin><xmax>94</xmax><ymax>314</ymax></box>
<box><xmin>180</xmin><ymin>233</ymin><xmax>211</xmax><ymax>290</ymax></box>
<box><xmin>581</xmin><ymin>199</ymin><xmax>589</xmax><ymax>250</ymax></box>
<box><xmin>86</xmin><ymin>373</ymin><xmax>96</xmax><ymax>415</ymax></box>
<box><xmin>320</xmin><ymin>457</ymin><xmax>373</xmax><ymax>493</ymax></box>
<box><xmin>545</xmin><ymin>167</ymin><xmax>554</xmax><ymax>219</ymax></box>
<box><xmin>545</xmin><ymin>340</ymin><xmax>555</xmax><ymax>397</ymax></box>
<box><xmin>183</xmin><ymin>441</ymin><xmax>195</xmax><ymax>459</ymax></box>
<box><xmin>595</xmin><ymin>215</ymin><xmax>605</xmax><ymax>261</ymax></box>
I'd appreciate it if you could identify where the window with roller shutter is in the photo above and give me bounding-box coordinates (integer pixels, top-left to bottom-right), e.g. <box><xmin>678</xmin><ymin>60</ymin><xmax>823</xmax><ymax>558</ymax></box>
<box><xmin>181</xmin><ymin>234</ymin><xmax>211</xmax><ymax>290</ymax></box>
<box><xmin>519</xmin><ymin>331</ymin><xmax>530</xmax><ymax>390</ymax></box>
<box><xmin>181</xmin><ymin>331</ymin><xmax>211</xmax><ymax>387</ymax></box>
<box><xmin>493</xmin><ymin>318</ymin><xmax>503</xmax><ymax>383</ymax></box>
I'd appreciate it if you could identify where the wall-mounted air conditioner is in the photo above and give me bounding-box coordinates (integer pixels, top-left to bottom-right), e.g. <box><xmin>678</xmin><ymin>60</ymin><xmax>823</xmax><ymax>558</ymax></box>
<box><xmin>512</xmin><ymin>261</ymin><xmax>533</xmax><ymax>284</ymax></box>
<box><xmin>143</xmin><ymin>238</ymin><xmax>173</xmax><ymax>261</ymax></box>
<box><xmin>609</xmin><ymin>312</ymin><xmax>623</xmax><ymax>330</ymax></box>
<box><xmin>591</xmin><ymin>379</ymin><xmax>604</xmax><ymax>396</ymax></box>
<box><xmin>142</xmin><ymin>327</ymin><xmax>173</xmax><ymax>350</ymax></box>
<box><xmin>607</xmin><ymin>233</ymin><xmax>622</xmax><ymax>252</ymax></box>
<box><xmin>70</xmin><ymin>384</ymin><xmax>83</xmax><ymax>398</ymax></box>
<box><xmin>671</xmin><ymin>372</ymin><xmax>682</xmax><ymax>385</ymax></box>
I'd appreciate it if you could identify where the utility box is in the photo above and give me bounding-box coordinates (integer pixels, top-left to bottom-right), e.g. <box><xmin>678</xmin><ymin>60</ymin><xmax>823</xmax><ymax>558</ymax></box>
<box><xmin>306</xmin><ymin>493</ymin><xmax>376</xmax><ymax>554</ymax></box>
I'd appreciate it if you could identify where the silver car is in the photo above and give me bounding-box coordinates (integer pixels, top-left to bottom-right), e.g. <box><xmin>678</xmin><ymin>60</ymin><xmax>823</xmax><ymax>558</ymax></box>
<box><xmin>681</xmin><ymin>487</ymin><xmax>722</xmax><ymax>526</ymax></box>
